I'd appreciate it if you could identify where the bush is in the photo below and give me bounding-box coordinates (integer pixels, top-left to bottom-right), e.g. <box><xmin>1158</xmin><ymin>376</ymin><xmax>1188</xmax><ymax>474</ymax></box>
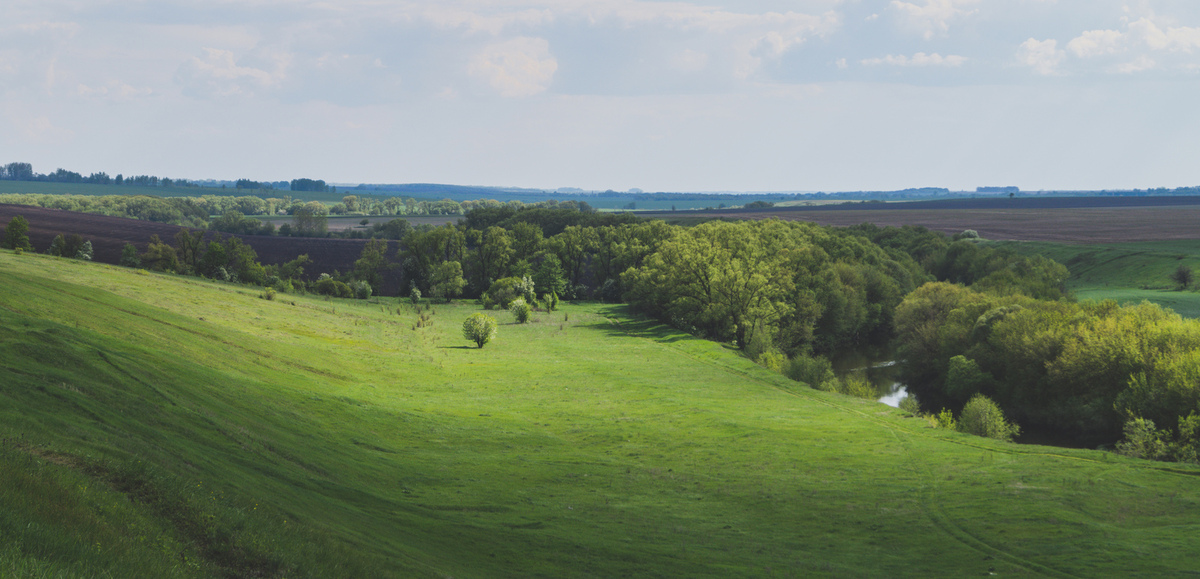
<box><xmin>352</xmin><ymin>280</ymin><xmax>373</xmax><ymax>300</ymax></box>
<box><xmin>957</xmin><ymin>394</ymin><xmax>1020</xmax><ymax>441</ymax></box>
<box><xmin>261</xmin><ymin>287</ymin><xmax>277</xmax><ymax>301</ymax></box>
<box><xmin>409</xmin><ymin>286</ymin><xmax>421</xmax><ymax>305</ymax></box>
<box><xmin>462</xmin><ymin>313</ymin><xmax>498</xmax><ymax>348</ymax></box>
<box><xmin>510</xmin><ymin>298</ymin><xmax>532</xmax><ymax>324</ymax></box>
<box><xmin>784</xmin><ymin>354</ymin><xmax>835</xmax><ymax>388</ymax></box>
<box><xmin>930</xmin><ymin>408</ymin><xmax>957</xmax><ymax>430</ymax></box>
<box><xmin>899</xmin><ymin>395</ymin><xmax>921</xmax><ymax>415</ymax></box>
<box><xmin>76</xmin><ymin>240</ymin><xmax>93</xmax><ymax>261</ymax></box>
<box><xmin>1115</xmin><ymin>418</ymin><xmax>1167</xmax><ymax>460</ymax></box>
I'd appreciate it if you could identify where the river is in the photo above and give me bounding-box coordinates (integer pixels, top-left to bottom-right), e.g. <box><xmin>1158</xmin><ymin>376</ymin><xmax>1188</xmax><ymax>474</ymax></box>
<box><xmin>829</xmin><ymin>347</ymin><xmax>909</xmax><ymax>408</ymax></box>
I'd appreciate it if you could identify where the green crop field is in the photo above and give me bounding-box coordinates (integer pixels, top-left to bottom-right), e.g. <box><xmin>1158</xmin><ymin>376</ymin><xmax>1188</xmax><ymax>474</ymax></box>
<box><xmin>2</xmin><ymin>249</ymin><xmax>1199</xmax><ymax>577</ymax></box>
<box><xmin>994</xmin><ymin>240</ymin><xmax>1200</xmax><ymax>318</ymax></box>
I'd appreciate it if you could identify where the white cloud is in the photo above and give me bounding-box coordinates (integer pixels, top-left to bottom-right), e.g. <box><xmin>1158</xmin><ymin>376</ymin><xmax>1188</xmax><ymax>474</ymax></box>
<box><xmin>176</xmin><ymin>48</ymin><xmax>288</xmax><ymax>98</ymax></box>
<box><xmin>889</xmin><ymin>0</ymin><xmax>979</xmax><ymax>40</ymax></box>
<box><xmin>1113</xmin><ymin>55</ymin><xmax>1157</xmax><ymax>74</ymax></box>
<box><xmin>1066</xmin><ymin>29</ymin><xmax>1124</xmax><ymax>58</ymax></box>
<box><xmin>468</xmin><ymin>37</ymin><xmax>557</xmax><ymax>97</ymax></box>
<box><xmin>1017</xmin><ymin>38</ymin><xmax>1064</xmax><ymax>75</ymax></box>
<box><xmin>861</xmin><ymin>52</ymin><xmax>967</xmax><ymax>67</ymax></box>
<box><xmin>1128</xmin><ymin>18</ymin><xmax>1200</xmax><ymax>53</ymax></box>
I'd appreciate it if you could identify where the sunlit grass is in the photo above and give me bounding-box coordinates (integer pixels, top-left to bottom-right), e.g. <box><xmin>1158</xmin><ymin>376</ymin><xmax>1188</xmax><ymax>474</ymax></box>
<box><xmin>2</xmin><ymin>249</ymin><xmax>1199</xmax><ymax>577</ymax></box>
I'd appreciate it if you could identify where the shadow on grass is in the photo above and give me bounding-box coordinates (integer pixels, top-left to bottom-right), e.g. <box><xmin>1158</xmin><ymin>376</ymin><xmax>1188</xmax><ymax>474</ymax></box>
<box><xmin>579</xmin><ymin>303</ymin><xmax>703</xmax><ymax>344</ymax></box>
<box><xmin>438</xmin><ymin>345</ymin><xmax>477</xmax><ymax>350</ymax></box>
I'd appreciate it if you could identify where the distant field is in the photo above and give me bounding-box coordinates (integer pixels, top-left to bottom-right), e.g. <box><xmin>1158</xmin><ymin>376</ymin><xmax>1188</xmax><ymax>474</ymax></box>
<box><xmin>2</xmin><ymin>250</ymin><xmax>1199</xmax><ymax>576</ymax></box>
<box><xmin>0</xmin><ymin>180</ymin><xmax>381</xmax><ymax>203</ymax></box>
<box><xmin>646</xmin><ymin>196</ymin><xmax>1200</xmax><ymax>243</ymax></box>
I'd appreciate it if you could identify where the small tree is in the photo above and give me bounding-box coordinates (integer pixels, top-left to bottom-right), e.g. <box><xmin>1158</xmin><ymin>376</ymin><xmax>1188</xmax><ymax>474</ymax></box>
<box><xmin>1172</xmin><ymin>264</ymin><xmax>1194</xmax><ymax>290</ymax></box>
<box><xmin>75</xmin><ymin>240</ymin><xmax>93</xmax><ymax>261</ymax></box>
<box><xmin>462</xmin><ymin>313</ymin><xmax>498</xmax><ymax>348</ymax></box>
<box><xmin>510</xmin><ymin>297</ymin><xmax>531</xmax><ymax>323</ymax></box>
<box><xmin>48</xmin><ymin>234</ymin><xmax>67</xmax><ymax>256</ymax></box>
<box><xmin>352</xmin><ymin>280</ymin><xmax>372</xmax><ymax>299</ymax></box>
<box><xmin>2</xmin><ymin>216</ymin><xmax>33</xmax><ymax>251</ymax></box>
<box><xmin>120</xmin><ymin>243</ymin><xmax>141</xmax><ymax>267</ymax></box>
<box><xmin>957</xmin><ymin>394</ymin><xmax>1020</xmax><ymax>441</ymax></box>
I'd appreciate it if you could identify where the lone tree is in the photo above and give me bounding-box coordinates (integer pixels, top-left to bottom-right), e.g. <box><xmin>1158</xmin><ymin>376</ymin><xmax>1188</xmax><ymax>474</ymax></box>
<box><xmin>1172</xmin><ymin>264</ymin><xmax>1194</xmax><ymax>290</ymax></box>
<box><xmin>462</xmin><ymin>313</ymin><xmax>498</xmax><ymax>348</ymax></box>
<box><xmin>2</xmin><ymin>215</ymin><xmax>33</xmax><ymax>251</ymax></box>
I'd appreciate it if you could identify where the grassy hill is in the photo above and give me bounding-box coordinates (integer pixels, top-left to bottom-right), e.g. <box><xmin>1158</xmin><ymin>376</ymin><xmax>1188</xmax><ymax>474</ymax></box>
<box><xmin>995</xmin><ymin>240</ymin><xmax>1200</xmax><ymax>318</ymax></box>
<box><xmin>2</xmin><ymin>250</ymin><xmax>1199</xmax><ymax>577</ymax></box>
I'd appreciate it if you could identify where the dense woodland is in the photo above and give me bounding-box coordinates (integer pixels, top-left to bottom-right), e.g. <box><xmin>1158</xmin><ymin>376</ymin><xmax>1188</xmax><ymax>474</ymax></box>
<box><xmin>5</xmin><ymin>197</ymin><xmax>1200</xmax><ymax>462</ymax></box>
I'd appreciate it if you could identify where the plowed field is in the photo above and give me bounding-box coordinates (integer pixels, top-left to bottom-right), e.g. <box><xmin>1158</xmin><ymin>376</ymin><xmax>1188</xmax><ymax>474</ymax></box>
<box><xmin>644</xmin><ymin>196</ymin><xmax>1200</xmax><ymax>242</ymax></box>
<box><xmin>0</xmin><ymin>204</ymin><xmax>407</xmax><ymax>293</ymax></box>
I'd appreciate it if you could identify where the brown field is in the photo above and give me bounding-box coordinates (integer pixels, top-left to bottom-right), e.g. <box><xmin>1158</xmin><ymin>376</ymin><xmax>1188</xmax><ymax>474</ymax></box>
<box><xmin>646</xmin><ymin>205</ymin><xmax>1200</xmax><ymax>243</ymax></box>
<box><xmin>0</xmin><ymin>204</ymin><xmax>407</xmax><ymax>294</ymax></box>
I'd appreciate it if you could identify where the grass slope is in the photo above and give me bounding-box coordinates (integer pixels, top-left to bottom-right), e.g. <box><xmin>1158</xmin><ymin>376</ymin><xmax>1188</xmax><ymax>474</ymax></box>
<box><xmin>2</xmin><ymin>250</ymin><xmax>1199</xmax><ymax>577</ymax></box>
<box><xmin>994</xmin><ymin>240</ymin><xmax>1200</xmax><ymax>317</ymax></box>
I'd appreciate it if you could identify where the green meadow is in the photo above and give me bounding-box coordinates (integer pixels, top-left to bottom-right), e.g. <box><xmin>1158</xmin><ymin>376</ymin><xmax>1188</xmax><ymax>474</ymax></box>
<box><xmin>2</xmin><ymin>250</ymin><xmax>1199</xmax><ymax>577</ymax></box>
<box><xmin>994</xmin><ymin>240</ymin><xmax>1200</xmax><ymax>318</ymax></box>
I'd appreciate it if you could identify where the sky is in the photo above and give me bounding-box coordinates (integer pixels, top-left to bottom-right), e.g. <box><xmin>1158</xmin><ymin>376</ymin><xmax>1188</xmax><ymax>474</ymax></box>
<box><xmin>3</xmin><ymin>0</ymin><xmax>1200</xmax><ymax>192</ymax></box>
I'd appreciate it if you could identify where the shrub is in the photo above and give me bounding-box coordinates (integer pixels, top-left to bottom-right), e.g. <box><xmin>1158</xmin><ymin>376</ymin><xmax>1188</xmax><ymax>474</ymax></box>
<box><xmin>784</xmin><ymin>354</ymin><xmax>835</xmax><ymax>388</ymax></box>
<box><xmin>261</xmin><ymin>287</ymin><xmax>277</xmax><ymax>301</ymax></box>
<box><xmin>957</xmin><ymin>394</ymin><xmax>1020</xmax><ymax>441</ymax></box>
<box><xmin>75</xmin><ymin>240</ymin><xmax>93</xmax><ymax>261</ymax></box>
<box><xmin>840</xmin><ymin>374</ymin><xmax>877</xmax><ymax>399</ymax></box>
<box><xmin>485</xmin><ymin>277</ymin><xmax>534</xmax><ymax>309</ymax></box>
<box><xmin>758</xmin><ymin>350</ymin><xmax>786</xmax><ymax>373</ymax></box>
<box><xmin>1115</xmin><ymin>418</ymin><xmax>1167</xmax><ymax>460</ymax></box>
<box><xmin>409</xmin><ymin>286</ymin><xmax>421</xmax><ymax>305</ymax></box>
<box><xmin>462</xmin><ymin>313</ymin><xmax>498</xmax><ymax>348</ymax></box>
<box><xmin>352</xmin><ymin>280</ymin><xmax>373</xmax><ymax>300</ymax></box>
<box><xmin>931</xmin><ymin>408</ymin><xmax>957</xmax><ymax>430</ymax></box>
<box><xmin>510</xmin><ymin>298</ymin><xmax>532</xmax><ymax>324</ymax></box>
<box><xmin>899</xmin><ymin>395</ymin><xmax>921</xmax><ymax>415</ymax></box>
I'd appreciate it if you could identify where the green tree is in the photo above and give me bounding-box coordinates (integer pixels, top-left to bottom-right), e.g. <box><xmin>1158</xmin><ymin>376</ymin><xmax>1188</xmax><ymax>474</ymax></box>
<box><xmin>2</xmin><ymin>215</ymin><xmax>32</xmax><ymax>251</ymax></box>
<box><xmin>47</xmin><ymin>234</ymin><xmax>66</xmax><ymax>256</ymax></box>
<box><xmin>293</xmin><ymin>203</ymin><xmax>328</xmax><ymax>236</ymax></box>
<box><xmin>462</xmin><ymin>313</ymin><xmax>498</xmax><ymax>348</ymax></box>
<box><xmin>174</xmin><ymin>228</ymin><xmax>206</xmax><ymax>274</ymax></box>
<box><xmin>120</xmin><ymin>243</ymin><xmax>141</xmax><ymax>268</ymax></box>
<box><xmin>354</xmin><ymin>238</ymin><xmax>391</xmax><ymax>293</ymax></box>
<box><xmin>430</xmin><ymin>261</ymin><xmax>466</xmax><ymax>302</ymax></box>
<box><xmin>141</xmin><ymin>235</ymin><xmax>178</xmax><ymax>272</ymax></box>
<box><xmin>1172</xmin><ymin>264</ymin><xmax>1194</xmax><ymax>290</ymax></box>
<box><xmin>532</xmin><ymin>253</ymin><xmax>567</xmax><ymax>296</ymax></box>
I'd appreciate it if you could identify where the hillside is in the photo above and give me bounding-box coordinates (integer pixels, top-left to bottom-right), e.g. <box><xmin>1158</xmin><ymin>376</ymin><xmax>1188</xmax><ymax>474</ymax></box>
<box><xmin>2</xmin><ymin>250</ymin><xmax>1199</xmax><ymax>577</ymax></box>
<box><xmin>995</xmin><ymin>240</ymin><xmax>1200</xmax><ymax>318</ymax></box>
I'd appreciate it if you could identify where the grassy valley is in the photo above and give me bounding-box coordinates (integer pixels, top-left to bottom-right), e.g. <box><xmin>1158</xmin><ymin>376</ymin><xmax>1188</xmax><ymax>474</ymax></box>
<box><xmin>2</xmin><ymin>249</ymin><xmax>1199</xmax><ymax>577</ymax></box>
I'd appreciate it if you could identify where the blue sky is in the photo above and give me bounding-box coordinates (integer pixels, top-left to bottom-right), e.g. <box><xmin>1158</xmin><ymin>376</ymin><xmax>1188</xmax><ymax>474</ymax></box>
<box><xmin>3</xmin><ymin>0</ymin><xmax>1200</xmax><ymax>192</ymax></box>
